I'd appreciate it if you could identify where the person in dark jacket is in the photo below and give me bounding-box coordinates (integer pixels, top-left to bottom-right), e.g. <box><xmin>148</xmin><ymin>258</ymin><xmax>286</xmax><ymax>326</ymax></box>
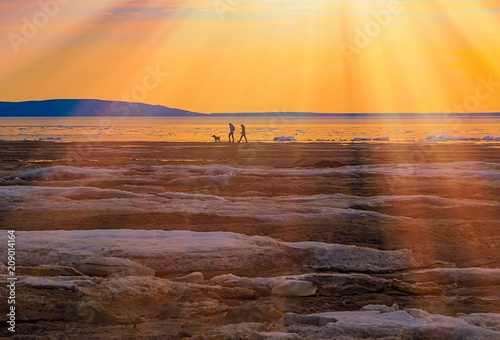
<box><xmin>238</xmin><ymin>124</ymin><xmax>247</xmax><ymax>143</ymax></box>
<box><xmin>228</xmin><ymin>123</ymin><xmax>235</xmax><ymax>143</ymax></box>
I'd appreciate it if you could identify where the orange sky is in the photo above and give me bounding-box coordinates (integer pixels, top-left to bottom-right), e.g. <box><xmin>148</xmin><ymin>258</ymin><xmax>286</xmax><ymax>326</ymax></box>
<box><xmin>1</xmin><ymin>0</ymin><xmax>499</xmax><ymax>113</ymax></box>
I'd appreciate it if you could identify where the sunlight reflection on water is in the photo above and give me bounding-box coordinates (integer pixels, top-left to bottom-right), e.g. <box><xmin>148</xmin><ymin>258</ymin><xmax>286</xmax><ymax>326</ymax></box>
<box><xmin>1</xmin><ymin>117</ymin><xmax>500</xmax><ymax>143</ymax></box>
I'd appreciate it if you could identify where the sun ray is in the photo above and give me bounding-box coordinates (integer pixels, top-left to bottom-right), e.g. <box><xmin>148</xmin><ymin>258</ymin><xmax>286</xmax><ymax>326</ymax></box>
<box><xmin>1</xmin><ymin>0</ymin><xmax>500</xmax><ymax>112</ymax></box>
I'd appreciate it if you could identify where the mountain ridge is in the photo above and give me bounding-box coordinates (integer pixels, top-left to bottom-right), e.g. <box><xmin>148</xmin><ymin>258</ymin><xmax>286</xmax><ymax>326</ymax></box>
<box><xmin>1</xmin><ymin>99</ymin><xmax>499</xmax><ymax>117</ymax></box>
<box><xmin>0</xmin><ymin>99</ymin><xmax>203</xmax><ymax>117</ymax></box>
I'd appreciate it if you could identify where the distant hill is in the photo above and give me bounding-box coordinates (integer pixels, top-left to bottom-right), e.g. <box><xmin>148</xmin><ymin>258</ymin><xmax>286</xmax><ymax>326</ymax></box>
<box><xmin>0</xmin><ymin>99</ymin><xmax>203</xmax><ymax>117</ymax></box>
<box><xmin>0</xmin><ymin>99</ymin><xmax>499</xmax><ymax>117</ymax></box>
<box><xmin>210</xmin><ymin>112</ymin><xmax>336</xmax><ymax>117</ymax></box>
<box><xmin>211</xmin><ymin>112</ymin><xmax>500</xmax><ymax>117</ymax></box>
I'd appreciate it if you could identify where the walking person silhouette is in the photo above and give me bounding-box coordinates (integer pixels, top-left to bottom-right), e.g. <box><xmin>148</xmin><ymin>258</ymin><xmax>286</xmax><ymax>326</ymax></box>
<box><xmin>228</xmin><ymin>123</ymin><xmax>235</xmax><ymax>143</ymax></box>
<box><xmin>238</xmin><ymin>124</ymin><xmax>247</xmax><ymax>143</ymax></box>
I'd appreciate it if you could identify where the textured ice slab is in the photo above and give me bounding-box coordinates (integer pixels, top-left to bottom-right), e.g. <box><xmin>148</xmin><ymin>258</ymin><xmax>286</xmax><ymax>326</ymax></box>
<box><xmin>277</xmin><ymin>307</ymin><xmax>500</xmax><ymax>339</ymax></box>
<box><xmin>210</xmin><ymin>272</ymin><xmax>443</xmax><ymax>297</ymax></box>
<box><xmin>210</xmin><ymin>274</ymin><xmax>317</xmax><ymax>296</ymax></box>
<box><xmin>200</xmin><ymin>304</ymin><xmax>500</xmax><ymax>339</ymax></box>
<box><xmin>0</xmin><ymin>230</ymin><xmax>423</xmax><ymax>276</ymax></box>
<box><xmin>0</xmin><ymin>185</ymin><xmax>412</xmax><ymax>222</ymax></box>
<box><xmin>401</xmin><ymin>268</ymin><xmax>500</xmax><ymax>287</ymax></box>
<box><xmin>76</xmin><ymin>256</ymin><xmax>155</xmax><ymax>278</ymax></box>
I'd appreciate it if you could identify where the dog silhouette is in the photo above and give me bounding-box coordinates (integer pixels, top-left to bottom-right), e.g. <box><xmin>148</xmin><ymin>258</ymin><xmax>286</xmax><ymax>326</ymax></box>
<box><xmin>212</xmin><ymin>135</ymin><xmax>221</xmax><ymax>142</ymax></box>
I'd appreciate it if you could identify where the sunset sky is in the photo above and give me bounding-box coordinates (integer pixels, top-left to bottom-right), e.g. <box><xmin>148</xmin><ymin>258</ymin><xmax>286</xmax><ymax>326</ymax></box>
<box><xmin>1</xmin><ymin>0</ymin><xmax>499</xmax><ymax>113</ymax></box>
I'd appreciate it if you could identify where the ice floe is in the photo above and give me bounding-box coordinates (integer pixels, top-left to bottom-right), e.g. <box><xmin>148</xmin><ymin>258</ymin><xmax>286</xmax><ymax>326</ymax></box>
<box><xmin>274</xmin><ymin>136</ymin><xmax>297</xmax><ymax>141</ymax></box>
<box><xmin>426</xmin><ymin>135</ymin><xmax>481</xmax><ymax>141</ymax></box>
<box><xmin>200</xmin><ymin>305</ymin><xmax>500</xmax><ymax>339</ymax></box>
<box><xmin>272</xmin><ymin>307</ymin><xmax>500</xmax><ymax>340</ymax></box>
<box><xmin>482</xmin><ymin>135</ymin><xmax>500</xmax><ymax>141</ymax></box>
<box><xmin>401</xmin><ymin>268</ymin><xmax>500</xmax><ymax>287</ymax></box>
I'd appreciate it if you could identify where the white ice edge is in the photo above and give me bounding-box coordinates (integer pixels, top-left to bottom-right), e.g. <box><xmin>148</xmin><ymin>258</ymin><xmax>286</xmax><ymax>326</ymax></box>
<box><xmin>0</xmin><ymin>230</ymin><xmax>423</xmax><ymax>273</ymax></box>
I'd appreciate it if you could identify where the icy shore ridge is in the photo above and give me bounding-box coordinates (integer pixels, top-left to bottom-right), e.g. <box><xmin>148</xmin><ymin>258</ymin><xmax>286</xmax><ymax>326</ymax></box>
<box><xmin>0</xmin><ymin>230</ymin><xmax>423</xmax><ymax>274</ymax></box>
<box><xmin>1</xmin><ymin>230</ymin><xmax>499</xmax><ymax>339</ymax></box>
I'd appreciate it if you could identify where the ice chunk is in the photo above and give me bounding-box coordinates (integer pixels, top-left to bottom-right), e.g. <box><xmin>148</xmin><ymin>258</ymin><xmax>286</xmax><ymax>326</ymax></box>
<box><xmin>159</xmin><ymin>191</ymin><xmax>227</xmax><ymax>201</ymax></box>
<box><xmin>273</xmin><ymin>136</ymin><xmax>296</xmax><ymax>141</ymax></box>
<box><xmin>13</xmin><ymin>264</ymin><xmax>85</xmax><ymax>277</ymax></box>
<box><xmin>19</xmin><ymin>277</ymin><xmax>96</xmax><ymax>290</ymax></box>
<box><xmin>401</xmin><ymin>268</ymin><xmax>500</xmax><ymax>287</ymax></box>
<box><xmin>288</xmin><ymin>241</ymin><xmax>421</xmax><ymax>272</ymax></box>
<box><xmin>15</xmin><ymin>166</ymin><xmax>126</xmax><ymax>181</ymax></box>
<box><xmin>166</xmin><ymin>175</ymin><xmax>229</xmax><ymax>187</ymax></box>
<box><xmin>271</xmin><ymin>280</ymin><xmax>316</xmax><ymax>296</ymax></box>
<box><xmin>482</xmin><ymin>135</ymin><xmax>500</xmax><ymax>141</ymax></box>
<box><xmin>210</xmin><ymin>274</ymin><xmax>316</xmax><ymax>296</ymax></box>
<box><xmin>36</xmin><ymin>187</ymin><xmax>144</xmax><ymax>199</ymax></box>
<box><xmin>225</xmin><ymin>302</ymin><xmax>283</xmax><ymax>323</ymax></box>
<box><xmin>76</xmin><ymin>257</ymin><xmax>155</xmax><ymax>278</ymax></box>
<box><xmin>176</xmin><ymin>272</ymin><xmax>204</xmax><ymax>283</ymax></box>
<box><xmin>361</xmin><ymin>304</ymin><xmax>399</xmax><ymax>313</ymax></box>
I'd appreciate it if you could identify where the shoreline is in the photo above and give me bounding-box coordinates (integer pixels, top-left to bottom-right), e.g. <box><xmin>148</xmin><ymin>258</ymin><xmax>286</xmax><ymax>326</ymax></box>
<box><xmin>2</xmin><ymin>140</ymin><xmax>500</xmax><ymax>145</ymax></box>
